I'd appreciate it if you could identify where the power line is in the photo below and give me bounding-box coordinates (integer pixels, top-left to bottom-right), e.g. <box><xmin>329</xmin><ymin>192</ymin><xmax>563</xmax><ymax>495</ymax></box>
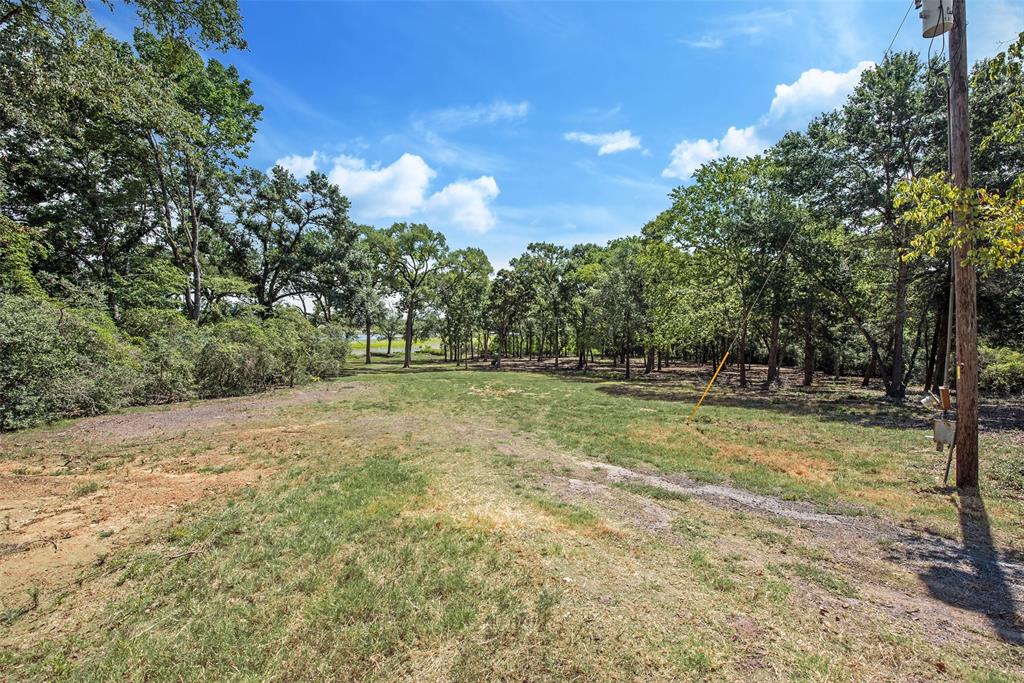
<box><xmin>886</xmin><ymin>0</ymin><xmax>917</xmax><ymax>57</ymax></box>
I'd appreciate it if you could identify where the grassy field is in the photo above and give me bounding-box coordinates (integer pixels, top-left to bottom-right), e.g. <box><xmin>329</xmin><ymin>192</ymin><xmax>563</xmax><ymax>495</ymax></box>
<box><xmin>349</xmin><ymin>337</ymin><xmax>443</xmax><ymax>355</ymax></box>
<box><xmin>1</xmin><ymin>356</ymin><xmax>1022</xmax><ymax>681</ymax></box>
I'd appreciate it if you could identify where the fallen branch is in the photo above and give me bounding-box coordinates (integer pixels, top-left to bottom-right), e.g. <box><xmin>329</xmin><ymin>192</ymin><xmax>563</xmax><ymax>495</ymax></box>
<box><xmin>165</xmin><ymin>548</ymin><xmax>201</xmax><ymax>561</ymax></box>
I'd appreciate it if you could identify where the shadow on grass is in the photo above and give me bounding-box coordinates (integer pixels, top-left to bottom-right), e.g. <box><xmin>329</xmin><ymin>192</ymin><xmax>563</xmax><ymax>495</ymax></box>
<box><xmin>908</xmin><ymin>490</ymin><xmax>1024</xmax><ymax>644</ymax></box>
<box><xmin>352</xmin><ymin>355</ymin><xmax>1022</xmax><ymax>435</ymax></box>
<box><xmin>472</xmin><ymin>357</ymin><xmax>930</xmax><ymax>431</ymax></box>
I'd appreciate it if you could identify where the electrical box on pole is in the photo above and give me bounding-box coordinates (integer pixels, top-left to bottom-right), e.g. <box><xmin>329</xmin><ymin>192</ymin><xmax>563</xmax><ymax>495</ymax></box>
<box><xmin>916</xmin><ymin>0</ymin><xmax>954</xmax><ymax>38</ymax></box>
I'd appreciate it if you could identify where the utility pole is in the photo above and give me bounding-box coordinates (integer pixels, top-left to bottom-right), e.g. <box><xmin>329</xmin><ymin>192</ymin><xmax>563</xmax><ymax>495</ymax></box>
<box><xmin>948</xmin><ymin>0</ymin><xmax>979</xmax><ymax>487</ymax></box>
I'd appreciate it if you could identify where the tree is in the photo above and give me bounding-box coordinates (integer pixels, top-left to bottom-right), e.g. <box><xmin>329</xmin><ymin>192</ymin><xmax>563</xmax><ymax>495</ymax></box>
<box><xmin>227</xmin><ymin>166</ymin><xmax>354</xmax><ymax>315</ymax></box>
<box><xmin>563</xmin><ymin>243</ymin><xmax>604</xmax><ymax>370</ymax></box>
<box><xmin>438</xmin><ymin>247</ymin><xmax>491</xmax><ymax>366</ymax></box>
<box><xmin>487</xmin><ymin>267</ymin><xmax>528</xmax><ymax>367</ymax></box>
<box><xmin>666</xmin><ymin>156</ymin><xmax>795</xmax><ymax>387</ymax></box>
<box><xmin>773</xmin><ymin>53</ymin><xmax>947</xmax><ymax>398</ymax></box>
<box><xmin>371</xmin><ymin>223</ymin><xmax>448</xmax><ymax>368</ymax></box>
<box><xmin>515</xmin><ymin>243</ymin><xmax>568</xmax><ymax>366</ymax></box>
<box><xmin>592</xmin><ymin>238</ymin><xmax>647</xmax><ymax>379</ymax></box>
<box><xmin>137</xmin><ymin>31</ymin><xmax>261</xmax><ymax>321</ymax></box>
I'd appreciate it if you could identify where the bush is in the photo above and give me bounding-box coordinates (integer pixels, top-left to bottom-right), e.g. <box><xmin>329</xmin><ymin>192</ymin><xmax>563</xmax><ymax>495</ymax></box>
<box><xmin>0</xmin><ymin>295</ymin><xmax>141</xmax><ymax>430</ymax></box>
<box><xmin>1</xmin><ymin>298</ymin><xmax>351</xmax><ymax>429</ymax></box>
<box><xmin>123</xmin><ymin>308</ymin><xmax>203</xmax><ymax>404</ymax></box>
<box><xmin>980</xmin><ymin>346</ymin><xmax>1024</xmax><ymax>397</ymax></box>
<box><xmin>306</xmin><ymin>320</ymin><xmax>350</xmax><ymax>379</ymax></box>
<box><xmin>196</xmin><ymin>318</ymin><xmax>277</xmax><ymax>397</ymax></box>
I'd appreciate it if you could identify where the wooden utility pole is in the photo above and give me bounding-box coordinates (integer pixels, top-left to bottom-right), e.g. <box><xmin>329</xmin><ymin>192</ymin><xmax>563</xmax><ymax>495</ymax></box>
<box><xmin>949</xmin><ymin>0</ymin><xmax>979</xmax><ymax>487</ymax></box>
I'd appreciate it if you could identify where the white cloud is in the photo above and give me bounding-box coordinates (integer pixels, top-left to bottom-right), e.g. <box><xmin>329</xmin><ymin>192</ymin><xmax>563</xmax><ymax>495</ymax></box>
<box><xmin>683</xmin><ymin>35</ymin><xmax>723</xmax><ymax>49</ymax></box>
<box><xmin>423</xmin><ymin>100</ymin><xmax>530</xmax><ymax>130</ymax></box>
<box><xmin>327</xmin><ymin>153</ymin><xmax>437</xmax><ymax>218</ymax></box>
<box><xmin>680</xmin><ymin>8</ymin><xmax>795</xmax><ymax>49</ymax></box>
<box><xmin>563</xmin><ymin>129</ymin><xmax>645</xmax><ymax>155</ymax></box>
<box><xmin>662</xmin><ymin>126</ymin><xmax>765</xmax><ymax>180</ymax></box>
<box><xmin>662</xmin><ymin>59</ymin><xmax>878</xmax><ymax>180</ymax></box>
<box><xmin>425</xmin><ymin>176</ymin><xmax>500</xmax><ymax>233</ymax></box>
<box><xmin>768</xmin><ymin>61</ymin><xmax>873</xmax><ymax>124</ymax></box>
<box><xmin>274</xmin><ymin>151</ymin><xmax>321</xmax><ymax>179</ymax></box>
<box><xmin>272</xmin><ymin>151</ymin><xmax>501</xmax><ymax>233</ymax></box>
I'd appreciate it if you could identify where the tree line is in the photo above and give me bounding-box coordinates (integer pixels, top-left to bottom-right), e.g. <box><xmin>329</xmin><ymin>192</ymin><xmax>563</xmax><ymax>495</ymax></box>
<box><xmin>2</xmin><ymin>0</ymin><xmax>1022</xmax><ymax>430</ymax></box>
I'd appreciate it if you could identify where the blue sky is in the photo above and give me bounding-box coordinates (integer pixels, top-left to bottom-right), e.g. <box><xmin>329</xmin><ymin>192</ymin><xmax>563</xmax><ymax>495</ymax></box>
<box><xmin>101</xmin><ymin>1</ymin><xmax>1024</xmax><ymax>268</ymax></box>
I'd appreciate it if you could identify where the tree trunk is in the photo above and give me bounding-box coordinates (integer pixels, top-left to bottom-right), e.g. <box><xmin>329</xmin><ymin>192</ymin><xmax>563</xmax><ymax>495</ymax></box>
<box><xmin>645</xmin><ymin>346</ymin><xmax>655</xmax><ymax>374</ymax></box>
<box><xmin>189</xmin><ymin>236</ymin><xmax>202</xmax><ymax>322</ymax></box>
<box><xmin>738</xmin><ymin>320</ymin><xmax>748</xmax><ymax>387</ymax></box>
<box><xmin>554</xmin><ymin>320</ymin><xmax>559</xmax><ymax>369</ymax></box>
<box><xmin>889</xmin><ymin>258</ymin><xmax>909</xmax><ymax>398</ymax></box>
<box><xmin>625</xmin><ymin>322</ymin><xmax>632</xmax><ymax>379</ymax></box>
<box><xmin>365</xmin><ymin>317</ymin><xmax>372</xmax><ymax>365</ymax></box>
<box><xmin>802</xmin><ymin>307</ymin><xmax>814</xmax><ymax>387</ymax></box>
<box><xmin>862</xmin><ymin>355</ymin><xmax>877</xmax><ymax>387</ymax></box>
<box><xmin>403</xmin><ymin>303</ymin><xmax>415</xmax><ymax>369</ymax></box>
<box><xmin>387</xmin><ymin>335</ymin><xmax>393</xmax><ymax>356</ymax></box>
<box><xmin>925</xmin><ymin>295</ymin><xmax>944</xmax><ymax>393</ymax></box>
<box><xmin>767</xmin><ymin>313</ymin><xmax>781</xmax><ymax>384</ymax></box>
<box><xmin>552</xmin><ymin>325</ymin><xmax>561</xmax><ymax>368</ymax></box>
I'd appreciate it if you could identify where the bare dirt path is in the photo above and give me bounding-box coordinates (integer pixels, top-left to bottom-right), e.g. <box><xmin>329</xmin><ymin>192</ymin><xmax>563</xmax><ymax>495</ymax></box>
<box><xmin>445</xmin><ymin>420</ymin><xmax>1024</xmax><ymax>649</ymax></box>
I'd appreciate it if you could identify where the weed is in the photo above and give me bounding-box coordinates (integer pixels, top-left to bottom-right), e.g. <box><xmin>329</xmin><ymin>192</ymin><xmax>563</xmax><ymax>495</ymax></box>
<box><xmin>613</xmin><ymin>481</ymin><xmax>691</xmax><ymax>502</ymax></box>
<box><xmin>525</xmin><ymin>493</ymin><xmax>598</xmax><ymax>528</ymax></box>
<box><xmin>70</xmin><ymin>481</ymin><xmax>100</xmax><ymax>498</ymax></box>
<box><xmin>777</xmin><ymin>561</ymin><xmax>858</xmax><ymax>598</ymax></box>
<box><xmin>198</xmin><ymin>464</ymin><xmax>235</xmax><ymax>474</ymax></box>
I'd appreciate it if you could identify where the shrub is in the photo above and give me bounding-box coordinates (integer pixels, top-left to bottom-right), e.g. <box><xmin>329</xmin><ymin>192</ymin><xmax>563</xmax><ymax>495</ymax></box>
<box><xmin>266</xmin><ymin>309</ymin><xmax>313</xmax><ymax>388</ymax></box>
<box><xmin>306</xmin><ymin>320</ymin><xmax>350</xmax><ymax>379</ymax></box>
<box><xmin>196</xmin><ymin>318</ymin><xmax>276</xmax><ymax>397</ymax></box>
<box><xmin>1</xmin><ymin>297</ymin><xmax>351</xmax><ymax>429</ymax></box>
<box><xmin>0</xmin><ymin>295</ymin><xmax>141</xmax><ymax>430</ymax></box>
<box><xmin>123</xmin><ymin>308</ymin><xmax>203</xmax><ymax>404</ymax></box>
<box><xmin>980</xmin><ymin>346</ymin><xmax>1024</xmax><ymax>397</ymax></box>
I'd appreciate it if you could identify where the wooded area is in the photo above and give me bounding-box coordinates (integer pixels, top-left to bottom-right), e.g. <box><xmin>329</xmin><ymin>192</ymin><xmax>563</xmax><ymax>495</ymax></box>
<box><xmin>2</xmin><ymin>0</ymin><xmax>1023</xmax><ymax>433</ymax></box>
<box><xmin>4</xmin><ymin>1</ymin><xmax>1024</xmax><ymax>678</ymax></box>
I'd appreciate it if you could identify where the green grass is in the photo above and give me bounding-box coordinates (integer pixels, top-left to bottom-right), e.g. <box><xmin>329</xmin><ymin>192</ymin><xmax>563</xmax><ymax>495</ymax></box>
<box><xmin>613</xmin><ymin>481</ymin><xmax>691</xmax><ymax>502</ymax></box>
<box><xmin>6</xmin><ymin>457</ymin><xmax>572</xmax><ymax>680</ymax></box>
<box><xmin>349</xmin><ymin>336</ymin><xmax>442</xmax><ymax>355</ymax></box>
<box><xmin>523</xmin><ymin>493</ymin><xmax>599</xmax><ymax>528</ymax></box>
<box><xmin>358</xmin><ymin>360</ymin><xmax>1024</xmax><ymax>542</ymax></box>
<box><xmin>774</xmin><ymin>561</ymin><xmax>858</xmax><ymax>598</ymax></box>
<box><xmin>4</xmin><ymin>358</ymin><xmax>1023</xmax><ymax>682</ymax></box>
<box><xmin>69</xmin><ymin>481</ymin><xmax>101</xmax><ymax>498</ymax></box>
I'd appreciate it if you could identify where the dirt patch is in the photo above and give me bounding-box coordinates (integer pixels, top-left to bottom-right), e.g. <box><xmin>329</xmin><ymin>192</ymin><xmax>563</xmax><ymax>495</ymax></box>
<box><xmin>33</xmin><ymin>383</ymin><xmax>356</xmax><ymax>445</ymax></box>
<box><xmin>443</xmin><ymin>420</ymin><xmax>1024</xmax><ymax>648</ymax></box>
<box><xmin>582</xmin><ymin>459</ymin><xmax>851</xmax><ymax>526</ymax></box>
<box><xmin>0</xmin><ymin>459</ymin><xmax>269</xmax><ymax>603</ymax></box>
<box><xmin>0</xmin><ymin>382</ymin><xmax>365</xmax><ymax>637</ymax></box>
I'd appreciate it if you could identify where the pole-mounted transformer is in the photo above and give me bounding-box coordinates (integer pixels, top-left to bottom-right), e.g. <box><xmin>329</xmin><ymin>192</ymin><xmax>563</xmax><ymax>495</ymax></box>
<box><xmin>916</xmin><ymin>0</ymin><xmax>954</xmax><ymax>38</ymax></box>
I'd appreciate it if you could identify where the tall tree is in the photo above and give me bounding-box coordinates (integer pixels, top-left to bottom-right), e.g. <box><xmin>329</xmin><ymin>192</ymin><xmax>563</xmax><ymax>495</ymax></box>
<box><xmin>227</xmin><ymin>166</ymin><xmax>354</xmax><ymax>315</ymax></box>
<box><xmin>371</xmin><ymin>223</ymin><xmax>448</xmax><ymax>368</ymax></box>
<box><xmin>136</xmin><ymin>31</ymin><xmax>261</xmax><ymax>321</ymax></box>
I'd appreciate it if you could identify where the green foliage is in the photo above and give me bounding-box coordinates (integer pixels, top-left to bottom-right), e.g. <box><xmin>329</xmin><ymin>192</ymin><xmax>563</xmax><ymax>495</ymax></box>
<box><xmin>0</xmin><ymin>294</ymin><xmax>141</xmax><ymax>430</ymax></box>
<box><xmin>0</xmin><ymin>296</ymin><xmax>349</xmax><ymax>428</ymax></box>
<box><xmin>0</xmin><ymin>217</ymin><xmax>44</xmax><ymax>296</ymax></box>
<box><xmin>123</xmin><ymin>308</ymin><xmax>203</xmax><ymax>403</ymax></box>
<box><xmin>195</xmin><ymin>317</ymin><xmax>276</xmax><ymax>396</ymax></box>
<box><xmin>896</xmin><ymin>173</ymin><xmax>1024</xmax><ymax>271</ymax></box>
<box><xmin>979</xmin><ymin>346</ymin><xmax>1024</xmax><ymax>396</ymax></box>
